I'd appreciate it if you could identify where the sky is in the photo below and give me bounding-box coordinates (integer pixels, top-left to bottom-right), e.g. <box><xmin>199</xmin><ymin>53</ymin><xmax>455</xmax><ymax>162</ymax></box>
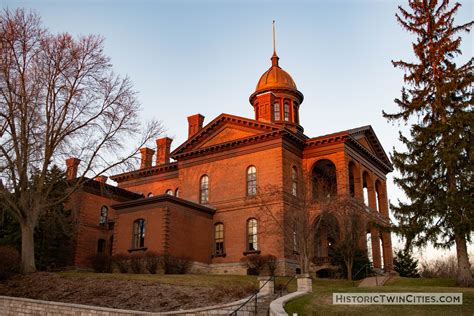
<box><xmin>3</xmin><ymin>0</ymin><xmax>473</xmax><ymax>261</ymax></box>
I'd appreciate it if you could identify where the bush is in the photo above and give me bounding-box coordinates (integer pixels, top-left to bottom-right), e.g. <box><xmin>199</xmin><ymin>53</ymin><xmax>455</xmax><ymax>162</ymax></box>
<box><xmin>394</xmin><ymin>250</ymin><xmax>420</xmax><ymax>278</ymax></box>
<box><xmin>240</xmin><ymin>254</ymin><xmax>268</xmax><ymax>275</ymax></box>
<box><xmin>112</xmin><ymin>253</ymin><xmax>130</xmax><ymax>273</ymax></box>
<box><xmin>420</xmin><ymin>255</ymin><xmax>457</xmax><ymax>278</ymax></box>
<box><xmin>264</xmin><ymin>255</ymin><xmax>278</xmax><ymax>276</ymax></box>
<box><xmin>144</xmin><ymin>251</ymin><xmax>162</xmax><ymax>274</ymax></box>
<box><xmin>164</xmin><ymin>255</ymin><xmax>192</xmax><ymax>274</ymax></box>
<box><xmin>130</xmin><ymin>252</ymin><xmax>144</xmax><ymax>274</ymax></box>
<box><xmin>0</xmin><ymin>246</ymin><xmax>20</xmax><ymax>280</ymax></box>
<box><xmin>88</xmin><ymin>253</ymin><xmax>112</xmax><ymax>273</ymax></box>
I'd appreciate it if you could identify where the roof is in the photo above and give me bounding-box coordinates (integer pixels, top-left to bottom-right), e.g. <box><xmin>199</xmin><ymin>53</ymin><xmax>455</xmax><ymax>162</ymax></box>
<box><xmin>79</xmin><ymin>177</ymin><xmax>143</xmax><ymax>200</ymax></box>
<box><xmin>111</xmin><ymin>194</ymin><xmax>216</xmax><ymax>215</ymax></box>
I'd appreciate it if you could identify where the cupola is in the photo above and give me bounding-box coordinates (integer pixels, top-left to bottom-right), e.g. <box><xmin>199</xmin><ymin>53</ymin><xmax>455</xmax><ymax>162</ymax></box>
<box><xmin>249</xmin><ymin>22</ymin><xmax>304</xmax><ymax>133</ymax></box>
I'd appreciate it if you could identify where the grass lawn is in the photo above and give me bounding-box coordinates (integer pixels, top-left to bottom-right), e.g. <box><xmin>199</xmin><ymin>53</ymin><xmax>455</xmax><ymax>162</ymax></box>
<box><xmin>285</xmin><ymin>277</ymin><xmax>474</xmax><ymax>316</ymax></box>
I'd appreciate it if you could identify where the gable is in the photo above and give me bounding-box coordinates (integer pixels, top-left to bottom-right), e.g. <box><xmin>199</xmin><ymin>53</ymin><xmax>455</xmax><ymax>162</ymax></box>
<box><xmin>353</xmin><ymin>135</ymin><xmax>377</xmax><ymax>155</ymax></box>
<box><xmin>171</xmin><ymin>114</ymin><xmax>280</xmax><ymax>158</ymax></box>
<box><xmin>199</xmin><ymin>125</ymin><xmax>261</xmax><ymax>148</ymax></box>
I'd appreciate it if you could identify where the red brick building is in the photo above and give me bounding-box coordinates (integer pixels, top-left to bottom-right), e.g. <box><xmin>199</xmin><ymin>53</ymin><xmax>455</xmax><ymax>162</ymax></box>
<box><xmin>67</xmin><ymin>48</ymin><xmax>394</xmax><ymax>275</ymax></box>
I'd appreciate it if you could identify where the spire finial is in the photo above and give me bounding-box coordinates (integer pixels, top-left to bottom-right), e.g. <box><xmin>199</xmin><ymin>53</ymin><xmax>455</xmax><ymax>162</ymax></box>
<box><xmin>271</xmin><ymin>20</ymin><xmax>279</xmax><ymax>67</ymax></box>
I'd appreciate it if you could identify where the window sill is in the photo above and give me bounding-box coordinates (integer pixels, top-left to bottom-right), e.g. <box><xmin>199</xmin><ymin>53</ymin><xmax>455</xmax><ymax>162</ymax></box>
<box><xmin>127</xmin><ymin>247</ymin><xmax>147</xmax><ymax>253</ymax></box>
<box><xmin>243</xmin><ymin>250</ymin><xmax>261</xmax><ymax>256</ymax></box>
<box><xmin>212</xmin><ymin>253</ymin><xmax>226</xmax><ymax>258</ymax></box>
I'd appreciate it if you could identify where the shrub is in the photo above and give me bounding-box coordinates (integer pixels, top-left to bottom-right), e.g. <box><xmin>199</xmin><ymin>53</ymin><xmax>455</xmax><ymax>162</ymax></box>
<box><xmin>264</xmin><ymin>254</ymin><xmax>278</xmax><ymax>276</ymax></box>
<box><xmin>144</xmin><ymin>251</ymin><xmax>162</xmax><ymax>274</ymax></box>
<box><xmin>420</xmin><ymin>255</ymin><xmax>457</xmax><ymax>278</ymax></box>
<box><xmin>394</xmin><ymin>250</ymin><xmax>420</xmax><ymax>278</ymax></box>
<box><xmin>130</xmin><ymin>252</ymin><xmax>144</xmax><ymax>274</ymax></box>
<box><xmin>88</xmin><ymin>253</ymin><xmax>112</xmax><ymax>273</ymax></box>
<box><xmin>112</xmin><ymin>253</ymin><xmax>130</xmax><ymax>273</ymax></box>
<box><xmin>0</xmin><ymin>246</ymin><xmax>20</xmax><ymax>280</ymax></box>
<box><xmin>240</xmin><ymin>254</ymin><xmax>268</xmax><ymax>275</ymax></box>
<box><xmin>164</xmin><ymin>255</ymin><xmax>192</xmax><ymax>274</ymax></box>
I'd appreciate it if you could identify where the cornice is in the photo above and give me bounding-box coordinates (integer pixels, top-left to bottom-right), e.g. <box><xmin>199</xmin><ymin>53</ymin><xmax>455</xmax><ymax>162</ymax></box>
<box><xmin>110</xmin><ymin>162</ymin><xmax>178</xmax><ymax>183</ymax></box>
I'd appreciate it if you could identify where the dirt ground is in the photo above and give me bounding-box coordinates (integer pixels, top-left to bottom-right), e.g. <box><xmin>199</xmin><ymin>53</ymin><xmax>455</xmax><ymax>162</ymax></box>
<box><xmin>0</xmin><ymin>272</ymin><xmax>257</xmax><ymax>312</ymax></box>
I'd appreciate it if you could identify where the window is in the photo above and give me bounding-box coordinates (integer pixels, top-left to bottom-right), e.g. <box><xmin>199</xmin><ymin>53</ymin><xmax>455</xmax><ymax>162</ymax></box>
<box><xmin>247</xmin><ymin>218</ymin><xmax>258</xmax><ymax>251</ymax></box>
<box><xmin>292</xmin><ymin>166</ymin><xmax>298</xmax><ymax>196</ymax></box>
<box><xmin>214</xmin><ymin>223</ymin><xmax>224</xmax><ymax>255</ymax></box>
<box><xmin>293</xmin><ymin>103</ymin><xmax>299</xmax><ymax>123</ymax></box>
<box><xmin>284</xmin><ymin>102</ymin><xmax>290</xmax><ymax>121</ymax></box>
<box><xmin>247</xmin><ymin>166</ymin><xmax>257</xmax><ymax>196</ymax></box>
<box><xmin>273</xmin><ymin>102</ymin><xmax>281</xmax><ymax>121</ymax></box>
<box><xmin>147</xmin><ymin>192</ymin><xmax>153</xmax><ymax>197</ymax></box>
<box><xmin>99</xmin><ymin>206</ymin><xmax>108</xmax><ymax>226</ymax></box>
<box><xmin>97</xmin><ymin>239</ymin><xmax>106</xmax><ymax>253</ymax></box>
<box><xmin>200</xmin><ymin>175</ymin><xmax>209</xmax><ymax>204</ymax></box>
<box><xmin>133</xmin><ymin>219</ymin><xmax>145</xmax><ymax>248</ymax></box>
<box><xmin>165</xmin><ymin>189</ymin><xmax>173</xmax><ymax>196</ymax></box>
<box><xmin>175</xmin><ymin>188</ymin><xmax>180</xmax><ymax>197</ymax></box>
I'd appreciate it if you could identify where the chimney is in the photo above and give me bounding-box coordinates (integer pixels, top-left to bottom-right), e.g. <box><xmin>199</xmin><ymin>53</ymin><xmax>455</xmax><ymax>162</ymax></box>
<box><xmin>156</xmin><ymin>137</ymin><xmax>173</xmax><ymax>165</ymax></box>
<box><xmin>65</xmin><ymin>157</ymin><xmax>81</xmax><ymax>180</ymax></box>
<box><xmin>187</xmin><ymin>114</ymin><xmax>205</xmax><ymax>139</ymax></box>
<box><xmin>94</xmin><ymin>175</ymin><xmax>108</xmax><ymax>183</ymax></box>
<box><xmin>140</xmin><ymin>147</ymin><xmax>155</xmax><ymax>169</ymax></box>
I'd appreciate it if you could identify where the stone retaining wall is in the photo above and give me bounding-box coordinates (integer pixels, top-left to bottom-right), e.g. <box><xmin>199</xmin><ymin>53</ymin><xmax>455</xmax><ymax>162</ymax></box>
<box><xmin>0</xmin><ymin>294</ymin><xmax>261</xmax><ymax>316</ymax></box>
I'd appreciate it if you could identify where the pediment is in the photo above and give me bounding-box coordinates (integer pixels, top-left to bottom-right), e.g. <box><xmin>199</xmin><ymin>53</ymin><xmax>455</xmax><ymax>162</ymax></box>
<box><xmin>348</xmin><ymin>125</ymin><xmax>391</xmax><ymax>167</ymax></box>
<box><xmin>353</xmin><ymin>135</ymin><xmax>377</xmax><ymax>155</ymax></box>
<box><xmin>171</xmin><ymin>114</ymin><xmax>280</xmax><ymax>158</ymax></box>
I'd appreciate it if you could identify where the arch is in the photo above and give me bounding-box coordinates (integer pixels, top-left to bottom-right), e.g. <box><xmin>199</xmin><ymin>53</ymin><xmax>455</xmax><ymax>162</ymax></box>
<box><xmin>99</xmin><ymin>206</ymin><xmax>108</xmax><ymax>226</ymax></box>
<box><xmin>312</xmin><ymin>159</ymin><xmax>337</xmax><ymax>200</ymax></box>
<box><xmin>147</xmin><ymin>192</ymin><xmax>153</xmax><ymax>197</ymax></box>
<box><xmin>313</xmin><ymin>213</ymin><xmax>340</xmax><ymax>261</ymax></box>
<box><xmin>175</xmin><ymin>188</ymin><xmax>180</xmax><ymax>198</ymax></box>
<box><xmin>348</xmin><ymin>161</ymin><xmax>360</xmax><ymax>198</ymax></box>
<box><xmin>375</xmin><ymin>180</ymin><xmax>383</xmax><ymax>213</ymax></box>
<box><xmin>132</xmin><ymin>218</ymin><xmax>145</xmax><ymax>249</ymax></box>
<box><xmin>165</xmin><ymin>189</ymin><xmax>173</xmax><ymax>196</ymax></box>
<box><xmin>362</xmin><ymin>171</ymin><xmax>371</xmax><ymax>207</ymax></box>
<box><xmin>200</xmin><ymin>175</ymin><xmax>209</xmax><ymax>204</ymax></box>
<box><xmin>246</xmin><ymin>166</ymin><xmax>257</xmax><ymax>196</ymax></box>
<box><xmin>214</xmin><ymin>223</ymin><xmax>224</xmax><ymax>255</ymax></box>
<box><xmin>291</xmin><ymin>166</ymin><xmax>298</xmax><ymax>196</ymax></box>
<box><xmin>247</xmin><ymin>218</ymin><xmax>258</xmax><ymax>251</ymax></box>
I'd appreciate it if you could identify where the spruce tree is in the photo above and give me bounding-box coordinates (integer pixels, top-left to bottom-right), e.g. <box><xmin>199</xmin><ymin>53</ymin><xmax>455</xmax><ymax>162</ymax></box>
<box><xmin>394</xmin><ymin>250</ymin><xmax>420</xmax><ymax>278</ymax></box>
<box><xmin>384</xmin><ymin>0</ymin><xmax>473</xmax><ymax>286</ymax></box>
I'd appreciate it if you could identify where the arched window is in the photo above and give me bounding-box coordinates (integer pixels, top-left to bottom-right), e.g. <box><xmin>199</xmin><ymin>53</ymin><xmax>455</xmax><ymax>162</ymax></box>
<box><xmin>273</xmin><ymin>102</ymin><xmax>281</xmax><ymax>121</ymax></box>
<box><xmin>97</xmin><ymin>239</ymin><xmax>106</xmax><ymax>253</ymax></box>
<box><xmin>147</xmin><ymin>192</ymin><xmax>153</xmax><ymax>197</ymax></box>
<box><xmin>247</xmin><ymin>218</ymin><xmax>258</xmax><ymax>251</ymax></box>
<box><xmin>284</xmin><ymin>102</ymin><xmax>290</xmax><ymax>121</ymax></box>
<box><xmin>247</xmin><ymin>166</ymin><xmax>257</xmax><ymax>196</ymax></box>
<box><xmin>293</xmin><ymin>102</ymin><xmax>299</xmax><ymax>123</ymax></box>
<box><xmin>200</xmin><ymin>175</ymin><xmax>209</xmax><ymax>204</ymax></box>
<box><xmin>99</xmin><ymin>206</ymin><xmax>108</xmax><ymax>226</ymax></box>
<box><xmin>375</xmin><ymin>180</ymin><xmax>382</xmax><ymax>212</ymax></box>
<box><xmin>133</xmin><ymin>219</ymin><xmax>145</xmax><ymax>249</ymax></box>
<box><xmin>292</xmin><ymin>166</ymin><xmax>298</xmax><ymax>196</ymax></box>
<box><xmin>175</xmin><ymin>188</ymin><xmax>180</xmax><ymax>198</ymax></box>
<box><xmin>214</xmin><ymin>223</ymin><xmax>224</xmax><ymax>255</ymax></box>
<box><xmin>165</xmin><ymin>189</ymin><xmax>173</xmax><ymax>196</ymax></box>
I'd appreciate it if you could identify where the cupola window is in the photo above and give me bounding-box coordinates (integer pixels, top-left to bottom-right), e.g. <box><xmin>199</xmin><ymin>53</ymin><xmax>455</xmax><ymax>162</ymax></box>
<box><xmin>273</xmin><ymin>102</ymin><xmax>281</xmax><ymax>121</ymax></box>
<box><xmin>284</xmin><ymin>102</ymin><xmax>290</xmax><ymax>121</ymax></box>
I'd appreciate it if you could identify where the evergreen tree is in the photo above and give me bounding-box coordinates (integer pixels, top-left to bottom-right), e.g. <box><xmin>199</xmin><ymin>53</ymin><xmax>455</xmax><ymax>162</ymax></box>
<box><xmin>384</xmin><ymin>0</ymin><xmax>473</xmax><ymax>286</ymax></box>
<box><xmin>394</xmin><ymin>250</ymin><xmax>420</xmax><ymax>278</ymax></box>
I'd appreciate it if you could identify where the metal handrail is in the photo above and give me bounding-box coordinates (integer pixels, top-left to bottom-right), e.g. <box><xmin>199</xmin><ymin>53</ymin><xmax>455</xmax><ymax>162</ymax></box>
<box><xmin>229</xmin><ymin>275</ymin><xmax>275</xmax><ymax>316</ymax></box>
<box><xmin>352</xmin><ymin>262</ymin><xmax>372</xmax><ymax>284</ymax></box>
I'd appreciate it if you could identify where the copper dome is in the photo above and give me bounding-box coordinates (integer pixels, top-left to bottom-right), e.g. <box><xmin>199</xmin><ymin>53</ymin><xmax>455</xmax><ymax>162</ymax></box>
<box><xmin>253</xmin><ymin>54</ymin><xmax>299</xmax><ymax>95</ymax></box>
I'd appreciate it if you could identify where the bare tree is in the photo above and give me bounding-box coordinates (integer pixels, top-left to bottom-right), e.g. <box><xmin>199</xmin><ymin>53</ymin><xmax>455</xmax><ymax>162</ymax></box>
<box><xmin>0</xmin><ymin>9</ymin><xmax>163</xmax><ymax>272</ymax></box>
<box><xmin>255</xmin><ymin>175</ymin><xmax>368</xmax><ymax>279</ymax></box>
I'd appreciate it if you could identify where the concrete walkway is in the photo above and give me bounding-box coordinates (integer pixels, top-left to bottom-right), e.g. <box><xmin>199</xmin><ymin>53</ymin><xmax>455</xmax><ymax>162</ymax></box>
<box><xmin>358</xmin><ymin>275</ymin><xmax>391</xmax><ymax>287</ymax></box>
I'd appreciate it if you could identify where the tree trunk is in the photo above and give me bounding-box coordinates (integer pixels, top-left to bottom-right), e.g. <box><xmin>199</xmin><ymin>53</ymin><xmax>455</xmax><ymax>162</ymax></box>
<box><xmin>20</xmin><ymin>221</ymin><xmax>36</xmax><ymax>273</ymax></box>
<box><xmin>454</xmin><ymin>232</ymin><xmax>473</xmax><ymax>287</ymax></box>
<box><xmin>346</xmin><ymin>259</ymin><xmax>353</xmax><ymax>281</ymax></box>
